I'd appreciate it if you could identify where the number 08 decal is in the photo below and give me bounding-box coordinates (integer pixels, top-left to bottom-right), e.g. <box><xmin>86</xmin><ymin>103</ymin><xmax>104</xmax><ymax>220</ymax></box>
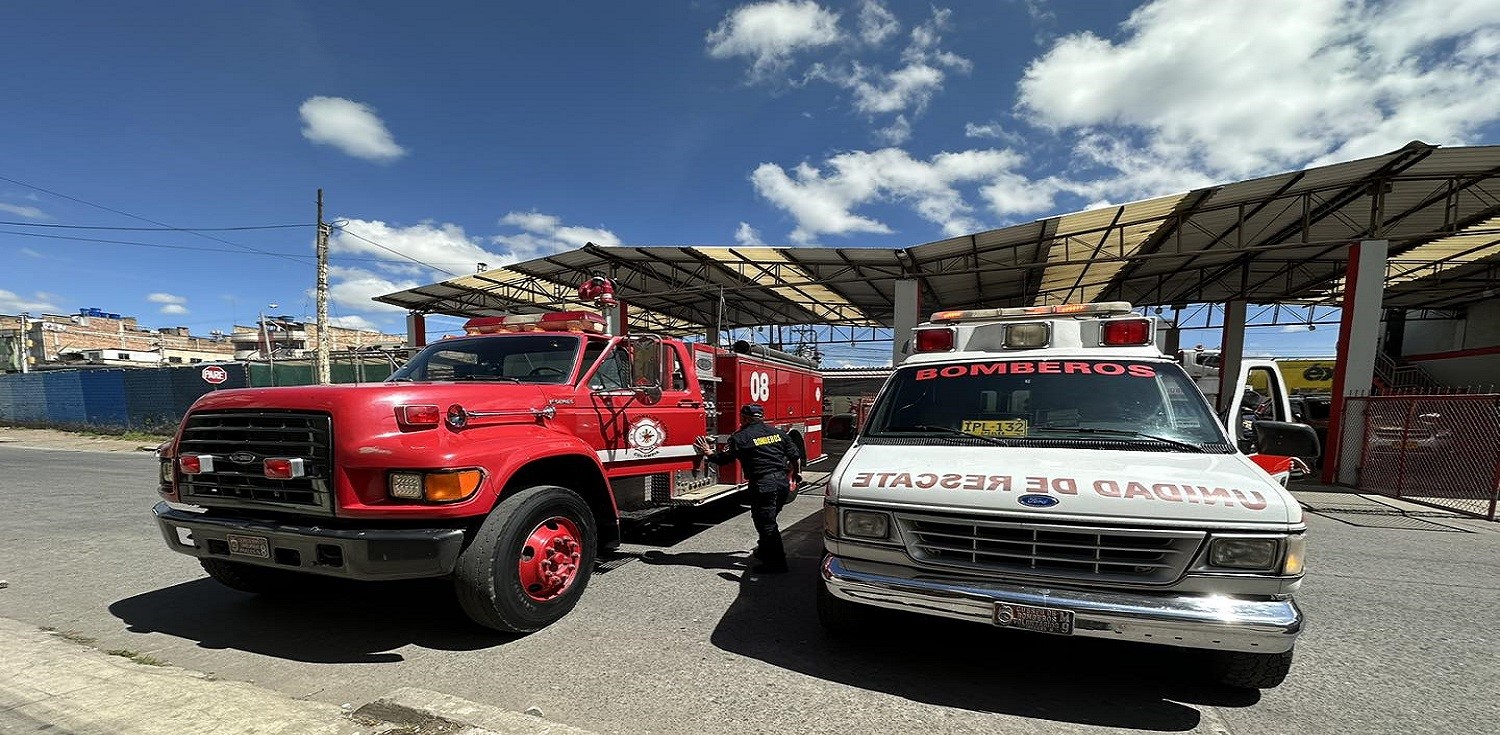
<box><xmin>748</xmin><ymin>371</ymin><xmax>772</xmax><ymax>402</ymax></box>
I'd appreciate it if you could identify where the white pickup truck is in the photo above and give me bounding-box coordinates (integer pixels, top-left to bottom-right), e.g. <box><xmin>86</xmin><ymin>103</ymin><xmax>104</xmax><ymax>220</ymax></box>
<box><xmin>819</xmin><ymin>303</ymin><xmax>1319</xmax><ymax>689</ymax></box>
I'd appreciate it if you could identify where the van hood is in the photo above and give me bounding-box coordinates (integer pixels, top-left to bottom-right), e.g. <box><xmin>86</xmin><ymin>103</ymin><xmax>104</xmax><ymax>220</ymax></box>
<box><xmin>831</xmin><ymin>443</ymin><xmax>1300</xmax><ymax>527</ymax></box>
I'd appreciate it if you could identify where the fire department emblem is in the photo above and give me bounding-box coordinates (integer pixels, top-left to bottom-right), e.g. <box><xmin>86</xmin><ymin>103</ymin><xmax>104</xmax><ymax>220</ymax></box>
<box><xmin>627</xmin><ymin>417</ymin><xmax>666</xmax><ymax>456</ymax></box>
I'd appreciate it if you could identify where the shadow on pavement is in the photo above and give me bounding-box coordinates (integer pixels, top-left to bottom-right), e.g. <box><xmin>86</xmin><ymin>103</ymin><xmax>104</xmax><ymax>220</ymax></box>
<box><xmin>109</xmin><ymin>577</ymin><xmax>512</xmax><ymax>663</ymax></box>
<box><xmin>708</xmin><ymin>514</ymin><xmax>1260</xmax><ymax>731</ymax></box>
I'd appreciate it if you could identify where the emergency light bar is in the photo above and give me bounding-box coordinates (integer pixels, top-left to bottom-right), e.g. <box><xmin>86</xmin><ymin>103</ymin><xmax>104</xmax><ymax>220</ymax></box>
<box><xmin>464</xmin><ymin>311</ymin><xmax>605</xmax><ymax>335</ymax></box>
<box><xmin>930</xmin><ymin>302</ymin><xmax>1135</xmax><ymax>323</ymax></box>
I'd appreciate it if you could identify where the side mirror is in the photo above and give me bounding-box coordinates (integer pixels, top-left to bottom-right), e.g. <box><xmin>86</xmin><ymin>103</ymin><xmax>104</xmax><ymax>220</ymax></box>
<box><xmin>825</xmin><ymin>414</ymin><xmax>856</xmax><ymax>441</ymax></box>
<box><xmin>1253</xmin><ymin>421</ymin><xmax>1321</xmax><ymax>459</ymax></box>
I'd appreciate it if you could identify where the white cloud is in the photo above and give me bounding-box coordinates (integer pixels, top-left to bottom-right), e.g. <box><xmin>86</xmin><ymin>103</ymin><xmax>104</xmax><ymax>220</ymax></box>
<box><xmin>325</xmin><ymin>213</ymin><xmax>621</xmax><ymax>316</ymax></box>
<box><xmin>735</xmin><ymin>222</ymin><xmax>766</xmax><ymax>246</ymax></box>
<box><xmin>750</xmin><ymin>147</ymin><xmax>1033</xmax><ymax>243</ymax></box>
<box><xmin>332</xmin><ymin>218</ymin><xmax>505</xmax><ymax>275</ymax></box>
<box><xmin>299</xmin><ymin>96</ymin><xmax>407</xmax><ymax>162</ymax></box>
<box><xmin>808</xmin><ymin>8</ymin><xmax>970</xmax><ymax>120</ymax></box>
<box><xmin>494</xmin><ymin>211</ymin><xmax>621</xmax><ymax>262</ymax></box>
<box><xmin>160</xmin><ymin>304</ymin><xmax>189</xmax><ymax>315</ymax></box>
<box><xmin>706</xmin><ymin>1</ymin><xmax>843</xmax><ymax>80</ymax></box>
<box><xmin>856</xmin><ymin>0</ymin><xmax>899</xmax><ymax>45</ymax></box>
<box><xmin>0</xmin><ymin>289</ymin><xmax>60</xmax><ymax>313</ymax></box>
<box><xmin>326</xmin><ymin>315</ymin><xmax>381</xmax><ymax>331</ymax></box>
<box><xmin>0</xmin><ymin>202</ymin><xmax>48</xmax><ymax>219</ymax></box>
<box><xmin>326</xmin><ymin>265</ymin><xmax>422</xmax><ymax>314</ymax></box>
<box><xmin>873</xmin><ymin>114</ymin><xmax>912</xmax><ymax>144</ymax></box>
<box><xmin>146</xmin><ymin>292</ymin><xmax>186</xmax><ymax>305</ymax></box>
<box><xmin>19</xmin><ymin>248</ymin><xmax>42</xmax><ymax>258</ymax></box>
<box><xmin>1017</xmin><ymin>0</ymin><xmax>1500</xmax><ymax>199</ymax></box>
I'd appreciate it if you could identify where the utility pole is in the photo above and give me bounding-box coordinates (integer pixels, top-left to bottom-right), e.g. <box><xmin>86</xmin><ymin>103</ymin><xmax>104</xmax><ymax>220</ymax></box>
<box><xmin>315</xmin><ymin>188</ymin><xmax>332</xmax><ymax>385</ymax></box>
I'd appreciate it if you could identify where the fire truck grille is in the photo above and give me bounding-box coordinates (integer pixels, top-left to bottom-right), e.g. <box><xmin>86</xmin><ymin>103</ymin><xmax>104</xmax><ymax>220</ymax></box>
<box><xmin>897</xmin><ymin>513</ymin><xmax>1203</xmax><ymax>585</ymax></box>
<box><xmin>177</xmin><ymin>410</ymin><xmax>333</xmax><ymax>514</ymax></box>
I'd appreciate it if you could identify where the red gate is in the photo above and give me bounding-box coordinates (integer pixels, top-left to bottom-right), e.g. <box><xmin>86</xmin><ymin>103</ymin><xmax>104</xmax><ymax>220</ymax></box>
<box><xmin>1341</xmin><ymin>394</ymin><xmax>1500</xmax><ymax>520</ymax></box>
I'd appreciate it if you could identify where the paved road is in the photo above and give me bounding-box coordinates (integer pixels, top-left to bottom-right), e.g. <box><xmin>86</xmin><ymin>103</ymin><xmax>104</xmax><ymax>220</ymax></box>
<box><xmin>1</xmin><ymin>445</ymin><xmax>1496</xmax><ymax>734</ymax></box>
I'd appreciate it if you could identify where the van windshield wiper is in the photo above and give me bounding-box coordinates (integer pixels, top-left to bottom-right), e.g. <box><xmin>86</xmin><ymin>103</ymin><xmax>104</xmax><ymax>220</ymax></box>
<box><xmin>882</xmin><ymin>424</ymin><xmax>1014</xmax><ymax>447</ymax></box>
<box><xmin>1031</xmin><ymin>426</ymin><xmax>1205</xmax><ymax>453</ymax></box>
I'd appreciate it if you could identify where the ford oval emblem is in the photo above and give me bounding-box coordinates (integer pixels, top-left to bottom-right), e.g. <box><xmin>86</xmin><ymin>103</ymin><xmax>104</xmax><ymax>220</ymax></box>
<box><xmin>228</xmin><ymin>451</ymin><xmax>257</xmax><ymax>464</ymax></box>
<box><xmin>1018</xmin><ymin>494</ymin><xmax>1059</xmax><ymax>508</ymax></box>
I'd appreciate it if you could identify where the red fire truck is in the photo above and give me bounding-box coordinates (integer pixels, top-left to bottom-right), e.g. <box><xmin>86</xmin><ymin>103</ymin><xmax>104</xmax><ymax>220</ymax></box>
<box><xmin>152</xmin><ymin>311</ymin><xmax>823</xmax><ymax>632</ymax></box>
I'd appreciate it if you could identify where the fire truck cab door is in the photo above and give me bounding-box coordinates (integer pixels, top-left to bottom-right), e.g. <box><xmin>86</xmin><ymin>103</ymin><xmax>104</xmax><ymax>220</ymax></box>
<box><xmin>585</xmin><ymin>336</ymin><xmax>697</xmax><ymax>463</ymax></box>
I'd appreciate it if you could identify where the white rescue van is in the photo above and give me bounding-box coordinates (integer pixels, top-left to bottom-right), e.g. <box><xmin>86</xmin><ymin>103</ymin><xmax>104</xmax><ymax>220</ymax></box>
<box><xmin>819</xmin><ymin>303</ymin><xmax>1320</xmax><ymax>689</ymax></box>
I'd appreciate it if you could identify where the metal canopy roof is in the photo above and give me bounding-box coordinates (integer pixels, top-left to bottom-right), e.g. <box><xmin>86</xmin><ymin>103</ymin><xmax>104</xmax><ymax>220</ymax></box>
<box><xmin>376</xmin><ymin>142</ymin><xmax>1500</xmax><ymax>329</ymax></box>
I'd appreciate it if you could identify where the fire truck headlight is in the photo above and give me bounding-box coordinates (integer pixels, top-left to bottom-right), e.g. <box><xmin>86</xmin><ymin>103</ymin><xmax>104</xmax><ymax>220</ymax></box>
<box><xmin>1208</xmin><ymin>537</ymin><xmax>1279</xmax><ymax>570</ymax></box>
<box><xmin>842</xmin><ymin>510</ymin><xmax>892</xmax><ymax>540</ymax></box>
<box><xmin>388</xmin><ymin>472</ymin><xmax>425</xmax><ymax>500</ymax></box>
<box><xmin>159</xmin><ymin>460</ymin><xmax>174</xmax><ymax>484</ymax></box>
<box><xmin>1281</xmin><ymin>535</ymin><xmax>1306</xmax><ymax>576</ymax></box>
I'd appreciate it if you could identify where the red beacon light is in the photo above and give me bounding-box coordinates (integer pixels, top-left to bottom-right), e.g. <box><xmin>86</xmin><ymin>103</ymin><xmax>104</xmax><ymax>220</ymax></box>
<box><xmin>464</xmin><ymin>312</ymin><xmax>605</xmax><ymax>335</ymax></box>
<box><xmin>913</xmin><ymin>327</ymin><xmax>955</xmax><ymax>352</ymax></box>
<box><xmin>1101</xmin><ymin>318</ymin><xmax>1153</xmax><ymax>346</ymax></box>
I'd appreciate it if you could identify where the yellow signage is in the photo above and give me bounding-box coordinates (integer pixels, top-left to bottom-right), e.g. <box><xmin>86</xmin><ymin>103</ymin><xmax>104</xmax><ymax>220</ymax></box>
<box><xmin>961</xmin><ymin>419</ymin><xmax>1030</xmax><ymax>437</ymax></box>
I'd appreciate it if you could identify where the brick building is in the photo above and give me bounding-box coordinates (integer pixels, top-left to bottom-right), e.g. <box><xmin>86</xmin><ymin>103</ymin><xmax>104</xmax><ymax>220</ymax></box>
<box><xmin>0</xmin><ymin>311</ymin><xmax>235</xmax><ymax>371</ymax></box>
<box><xmin>229</xmin><ymin>318</ymin><xmax>405</xmax><ymax>359</ymax></box>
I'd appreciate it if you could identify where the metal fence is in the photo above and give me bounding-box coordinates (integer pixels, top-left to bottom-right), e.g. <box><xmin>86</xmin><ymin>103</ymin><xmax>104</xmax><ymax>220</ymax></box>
<box><xmin>0</xmin><ymin>354</ymin><xmax>400</xmax><ymax>434</ymax></box>
<box><xmin>1339</xmin><ymin>394</ymin><xmax>1500</xmax><ymax>520</ymax></box>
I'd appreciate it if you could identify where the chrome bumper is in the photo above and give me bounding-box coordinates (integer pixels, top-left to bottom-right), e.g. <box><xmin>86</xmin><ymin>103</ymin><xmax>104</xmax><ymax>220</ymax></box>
<box><xmin>822</xmin><ymin>555</ymin><xmax>1301</xmax><ymax>653</ymax></box>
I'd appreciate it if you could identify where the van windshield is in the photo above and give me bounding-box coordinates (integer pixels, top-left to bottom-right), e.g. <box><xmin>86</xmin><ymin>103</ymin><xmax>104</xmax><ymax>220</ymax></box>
<box><xmin>864</xmin><ymin>359</ymin><xmax>1231</xmax><ymax>451</ymax></box>
<box><xmin>388</xmin><ymin>335</ymin><xmax>582</xmax><ymax>384</ymax></box>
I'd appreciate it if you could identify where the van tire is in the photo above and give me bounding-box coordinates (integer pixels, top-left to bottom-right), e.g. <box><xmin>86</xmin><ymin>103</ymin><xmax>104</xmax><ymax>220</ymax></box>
<box><xmin>454</xmin><ymin>485</ymin><xmax>597</xmax><ymax>634</ymax></box>
<box><xmin>1211</xmin><ymin>649</ymin><xmax>1294</xmax><ymax>689</ymax></box>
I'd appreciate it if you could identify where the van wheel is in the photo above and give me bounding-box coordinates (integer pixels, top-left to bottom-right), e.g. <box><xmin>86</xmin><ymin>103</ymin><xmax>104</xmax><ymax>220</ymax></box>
<box><xmin>454</xmin><ymin>485</ymin><xmax>597</xmax><ymax>633</ymax></box>
<box><xmin>1211</xmin><ymin>649</ymin><xmax>1294</xmax><ymax>689</ymax></box>
<box><xmin>816</xmin><ymin>574</ymin><xmax>870</xmax><ymax>635</ymax></box>
<box><xmin>199</xmin><ymin>559</ymin><xmax>311</xmax><ymax>594</ymax></box>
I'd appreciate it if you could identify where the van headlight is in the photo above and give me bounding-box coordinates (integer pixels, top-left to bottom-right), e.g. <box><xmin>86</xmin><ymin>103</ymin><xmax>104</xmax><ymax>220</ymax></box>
<box><xmin>843</xmin><ymin>510</ymin><xmax>892</xmax><ymax>540</ymax></box>
<box><xmin>1208</xmin><ymin>537</ymin><xmax>1280</xmax><ymax>570</ymax></box>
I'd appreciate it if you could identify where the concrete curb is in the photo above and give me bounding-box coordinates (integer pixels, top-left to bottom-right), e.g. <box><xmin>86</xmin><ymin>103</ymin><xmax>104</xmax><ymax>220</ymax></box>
<box><xmin>0</xmin><ymin>618</ymin><xmax>595</xmax><ymax>735</ymax></box>
<box><xmin>358</xmin><ymin>688</ymin><xmax>599</xmax><ymax>735</ymax></box>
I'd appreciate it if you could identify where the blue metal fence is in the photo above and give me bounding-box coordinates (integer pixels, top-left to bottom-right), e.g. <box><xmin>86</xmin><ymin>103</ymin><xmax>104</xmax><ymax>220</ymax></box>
<box><xmin>0</xmin><ymin>359</ymin><xmax>393</xmax><ymax>434</ymax></box>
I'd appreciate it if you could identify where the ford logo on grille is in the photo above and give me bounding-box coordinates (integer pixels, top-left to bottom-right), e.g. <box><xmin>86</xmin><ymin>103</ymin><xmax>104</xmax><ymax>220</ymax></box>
<box><xmin>228</xmin><ymin>452</ymin><xmax>257</xmax><ymax>464</ymax></box>
<box><xmin>1018</xmin><ymin>494</ymin><xmax>1059</xmax><ymax>508</ymax></box>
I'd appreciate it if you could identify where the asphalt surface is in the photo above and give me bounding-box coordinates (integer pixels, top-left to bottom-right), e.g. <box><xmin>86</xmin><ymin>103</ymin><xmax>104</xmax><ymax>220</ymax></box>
<box><xmin>1</xmin><ymin>444</ymin><xmax>1497</xmax><ymax>734</ymax></box>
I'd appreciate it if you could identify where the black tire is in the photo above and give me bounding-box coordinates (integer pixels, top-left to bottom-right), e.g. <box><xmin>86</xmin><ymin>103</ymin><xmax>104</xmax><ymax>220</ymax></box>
<box><xmin>453</xmin><ymin>485</ymin><xmax>597</xmax><ymax>633</ymax></box>
<box><xmin>816</xmin><ymin>573</ymin><xmax>870</xmax><ymax>635</ymax></box>
<box><xmin>199</xmin><ymin>558</ymin><xmax>313</xmax><ymax>595</ymax></box>
<box><xmin>1211</xmin><ymin>649</ymin><xmax>1294</xmax><ymax>689</ymax></box>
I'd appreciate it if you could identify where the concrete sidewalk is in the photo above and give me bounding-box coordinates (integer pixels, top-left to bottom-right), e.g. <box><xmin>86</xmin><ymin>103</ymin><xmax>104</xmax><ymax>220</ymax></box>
<box><xmin>0</xmin><ymin>617</ymin><xmax>594</xmax><ymax>735</ymax></box>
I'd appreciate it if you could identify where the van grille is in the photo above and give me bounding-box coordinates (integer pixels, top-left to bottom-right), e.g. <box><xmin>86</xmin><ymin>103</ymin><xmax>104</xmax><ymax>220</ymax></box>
<box><xmin>176</xmin><ymin>410</ymin><xmax>333</xmax><ymax>514</ymax></box>
<box><xmin>897</xmin><ymin>513</ymin><xmax>1203</xmax><ymax>585</ymax></box>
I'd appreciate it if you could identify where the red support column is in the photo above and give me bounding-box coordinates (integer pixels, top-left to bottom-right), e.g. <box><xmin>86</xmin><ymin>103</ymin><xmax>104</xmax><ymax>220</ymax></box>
<box><xmin>1322</xmin><ymin>244</ymin><xmax>1362</xmax><ymax>484</ymax></box>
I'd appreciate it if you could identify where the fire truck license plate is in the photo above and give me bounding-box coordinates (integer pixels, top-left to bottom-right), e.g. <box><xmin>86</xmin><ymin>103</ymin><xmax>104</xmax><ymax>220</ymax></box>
<box><xmin>993</xmin><ymin>602</ymin><xmax>1074</xmax><ymax>635</ymax></box>
<box><xmin>226</xmin><ymin>534</ymin><xmax>270</xmax><ymax>559</ymax></box>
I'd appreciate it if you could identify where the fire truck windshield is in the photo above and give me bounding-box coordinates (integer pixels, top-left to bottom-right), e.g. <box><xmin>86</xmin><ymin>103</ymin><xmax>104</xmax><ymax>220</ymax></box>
<box><xmin>389</xmin><ymin>334</ymin><xmax>583</xmax><ymax>384</ymax></box>
<box><xmin>864</xmin><ymin>359</ymin><xmax>1231</xmax><ymax>451</ymax></box>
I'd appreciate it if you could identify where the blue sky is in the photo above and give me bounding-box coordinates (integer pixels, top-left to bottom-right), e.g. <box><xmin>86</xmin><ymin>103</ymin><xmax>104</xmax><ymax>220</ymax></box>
<box><xmin>2</xmin><ymin>1</ymin><xmax>1497</xmax><ymax>365</ymax></box>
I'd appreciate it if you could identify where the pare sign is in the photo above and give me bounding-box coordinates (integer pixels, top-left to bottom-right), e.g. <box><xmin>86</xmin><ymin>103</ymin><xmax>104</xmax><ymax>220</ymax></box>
<box><xmin>201</xmin><ymin>365</ymin><xmax>228</xmax><ymax>385</ymax></box>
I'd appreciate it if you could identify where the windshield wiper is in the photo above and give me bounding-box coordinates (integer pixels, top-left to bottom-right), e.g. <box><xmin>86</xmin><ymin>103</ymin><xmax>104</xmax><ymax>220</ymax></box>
<box><xmin>882</xmin><ymin>424</ymin><xmax>1014</xmax><ymax>447</ymax></box>
<box><xmin>386</xmin><ymin>376</ymin><xmax>414</xmax><ymax>382</ymax></box>
<box><xmin>1031</xmin><ymin>426</ymin><xmax>1206</xmax><ymax>453</ymax></box>
<box><xmin>453</xmin><ymin>375</ymin><xmax>522</xmax><ymax>383</ymax></box>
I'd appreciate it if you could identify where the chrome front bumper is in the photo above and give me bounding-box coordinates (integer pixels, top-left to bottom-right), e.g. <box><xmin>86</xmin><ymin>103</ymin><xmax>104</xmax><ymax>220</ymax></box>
<box><xmin>822</xmin><ymin>555</ymin><xmax>1301</xmax><ymax>653</ymax></box>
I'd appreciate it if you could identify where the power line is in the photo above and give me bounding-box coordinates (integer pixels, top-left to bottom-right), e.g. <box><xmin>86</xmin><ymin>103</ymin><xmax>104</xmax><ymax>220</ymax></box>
<box><xmin>0</xmin><ymin>173</ymin><xmax>307</xmax><ymax>264</ymax></box>
<box><xmin>331</xmin><ymin>223</ymin><xmax>459</xmax><ymax>277</ymax></box>
<box><xmin>0</xmin><ymin>221</ymin><xmax>313</xmax><ymax>231</ymax></box>
<box><xmin>0</xmin><ymin>228</ymin><xmax>479</xmax><ymax>269</ymax></box>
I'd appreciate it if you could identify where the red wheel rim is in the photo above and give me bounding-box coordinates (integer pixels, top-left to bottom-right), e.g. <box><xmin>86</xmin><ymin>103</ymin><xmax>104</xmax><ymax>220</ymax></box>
<box><xmin>517</xmin><ymin>516</ymin><xmax>584</xmax><ymax>602</ymax></box>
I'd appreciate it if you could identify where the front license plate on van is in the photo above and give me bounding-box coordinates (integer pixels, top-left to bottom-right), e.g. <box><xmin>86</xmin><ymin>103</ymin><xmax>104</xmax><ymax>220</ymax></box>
<box><xmin>993</xmin><ymin>602</ymin><xmax>1074</xmax><ymax>634</ymax></box>
<box><xmin>226</xmin><ymin>534</ymin><xmax>270</xmax><ymax>559</ymax></box>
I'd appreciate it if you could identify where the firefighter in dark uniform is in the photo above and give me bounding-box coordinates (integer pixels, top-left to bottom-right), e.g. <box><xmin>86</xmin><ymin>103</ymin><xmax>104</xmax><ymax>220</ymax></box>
<box><xmin>694</xmin><ymin>404</ymin><xmax>801</xmax><ymax>573</ymax></box>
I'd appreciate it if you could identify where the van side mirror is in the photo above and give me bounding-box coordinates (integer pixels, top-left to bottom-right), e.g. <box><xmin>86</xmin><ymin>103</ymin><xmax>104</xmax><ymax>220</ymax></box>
<box><xmin>1253</xmin><ymin>421</ymin><xmax>1321</xmax><ymax>459</ymax></box>
<box><xmin>825</xmin><ymin>414</ymin><xmax>857</xmax><ymax>440</ymax></box>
